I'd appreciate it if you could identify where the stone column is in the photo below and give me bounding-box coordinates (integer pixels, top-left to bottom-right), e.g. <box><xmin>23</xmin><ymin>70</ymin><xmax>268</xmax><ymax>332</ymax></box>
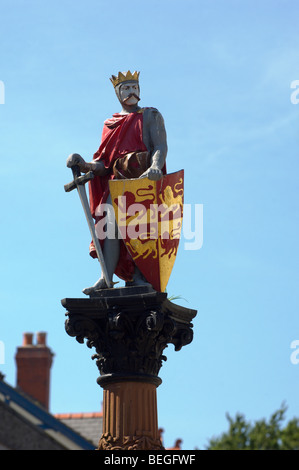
<box><xmin>99</xmin><ymin>379</ymin><xmax>161</xmax><ymax>450</ymax></box>
<box><xmin>62</xmin><ymin>286</ymin><xmax>196</xmax><ymax>450</ymax></box>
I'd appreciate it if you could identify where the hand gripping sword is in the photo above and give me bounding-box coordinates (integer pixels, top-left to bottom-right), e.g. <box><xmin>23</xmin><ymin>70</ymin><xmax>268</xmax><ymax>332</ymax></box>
<box><xmin>64</xmin><ymin>165</ymin><xmax>113</xmax><ymax>288</ymax></box>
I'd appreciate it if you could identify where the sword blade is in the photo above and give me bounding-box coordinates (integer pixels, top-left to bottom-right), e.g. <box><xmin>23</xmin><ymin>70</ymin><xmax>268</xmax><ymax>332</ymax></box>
<box><xmin>76</xmin><ymin>183</ymin><xmax>112</xmax><ymax>288</ymax></box>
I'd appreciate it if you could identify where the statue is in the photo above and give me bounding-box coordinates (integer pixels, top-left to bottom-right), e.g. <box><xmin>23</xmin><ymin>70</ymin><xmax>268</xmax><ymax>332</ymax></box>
<box><xmin>63</xmin><ymin>73</ymin><xmax>197</xmax><ymax>453</ymax></box>
<box><xmin>66</xmin><ymin>71</ymin><xmax>183</xmax><ymax>295</ymax></box>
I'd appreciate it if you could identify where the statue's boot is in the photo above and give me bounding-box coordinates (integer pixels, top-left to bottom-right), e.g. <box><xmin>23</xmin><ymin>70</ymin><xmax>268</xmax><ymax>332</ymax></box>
<box><xmin>82</xmin><ymin>277</ymin><xmax>108</xmax><ymax>295</ymax></box>
<box><xmin>126</xmin><ymin>267</ymin><xmax>152</xmax><ymax>288</ymax></box>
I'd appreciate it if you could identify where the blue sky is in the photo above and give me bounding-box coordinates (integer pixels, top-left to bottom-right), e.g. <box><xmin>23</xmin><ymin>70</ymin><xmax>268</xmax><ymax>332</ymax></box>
<box><xmin>1</xmin><ymin>0</ymin><xmax>299</xmax><ymax>449</ymax></box>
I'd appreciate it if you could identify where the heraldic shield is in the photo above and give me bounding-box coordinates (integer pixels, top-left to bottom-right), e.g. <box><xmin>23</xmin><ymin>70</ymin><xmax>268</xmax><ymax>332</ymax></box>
<box><xmin>109</xmin><ymin>170</ymin><xmax>184</xmax><ymax>292</ymax></box>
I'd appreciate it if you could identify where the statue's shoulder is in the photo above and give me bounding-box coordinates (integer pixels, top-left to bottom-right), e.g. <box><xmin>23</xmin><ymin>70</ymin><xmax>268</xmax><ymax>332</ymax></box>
<box><xmin>142</xmin><ymin>107</ymin><xmax>165</xmax><ymax>126</ymax></box>
<box><xmin>142</xmin><ymin>106</ymin><xmax>160</xmax><ymax>115</ymax></box>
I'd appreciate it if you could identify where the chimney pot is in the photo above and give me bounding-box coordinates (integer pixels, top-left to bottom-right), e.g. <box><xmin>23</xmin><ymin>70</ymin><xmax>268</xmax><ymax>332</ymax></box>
<box><xmin>36</xmin><ymin>331</ymin><xmax>47</xmax><ymax>346</ymax></box>
<box><xmin>23</xmin><ymin>332</ymin><xmax>33</xmax><ymax>346</ymax></box>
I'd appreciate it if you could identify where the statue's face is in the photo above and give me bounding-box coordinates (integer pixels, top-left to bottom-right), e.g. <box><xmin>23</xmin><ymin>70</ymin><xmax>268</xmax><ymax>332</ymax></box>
<box><xmin>117</xmin><ymin>81</ymin><xmax>140</xmax><ymax>106</ymax></box>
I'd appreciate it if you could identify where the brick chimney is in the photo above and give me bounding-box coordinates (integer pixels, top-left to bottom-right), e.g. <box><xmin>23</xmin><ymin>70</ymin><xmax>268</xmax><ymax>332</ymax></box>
<box><xmin>15</xmin><ymin>332</ymin><xmax>54</xmax><ymax>411</ymax></box>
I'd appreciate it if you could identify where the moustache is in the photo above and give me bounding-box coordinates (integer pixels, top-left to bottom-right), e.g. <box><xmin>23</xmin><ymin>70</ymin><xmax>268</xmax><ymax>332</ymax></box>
<box><xmin>123</xmin><ymin>93</ymin><xmax>140</xmax><ymax>103</ymax></box>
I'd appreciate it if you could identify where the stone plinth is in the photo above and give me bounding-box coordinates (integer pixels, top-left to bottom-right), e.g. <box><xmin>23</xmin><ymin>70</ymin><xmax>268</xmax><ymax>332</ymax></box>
<box><xmin>61</xmin><ymin>286</ymin><xmax>197</xmax><ymax>450</ymax></box>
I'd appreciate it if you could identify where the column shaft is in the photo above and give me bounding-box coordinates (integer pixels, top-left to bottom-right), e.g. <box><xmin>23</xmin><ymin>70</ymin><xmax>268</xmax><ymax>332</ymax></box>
<box><xmin>98</xmin><ymin>380</ymin><xmax>163</xmax><ymax>450</ymax></box>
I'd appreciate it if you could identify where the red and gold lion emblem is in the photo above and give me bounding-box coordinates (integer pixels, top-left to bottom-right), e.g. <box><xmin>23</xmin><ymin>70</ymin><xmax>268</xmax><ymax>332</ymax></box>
<box><xmin>109</xmin><ymin>170</ymin><xmax>184</xmax><ymax>292</ymax></box>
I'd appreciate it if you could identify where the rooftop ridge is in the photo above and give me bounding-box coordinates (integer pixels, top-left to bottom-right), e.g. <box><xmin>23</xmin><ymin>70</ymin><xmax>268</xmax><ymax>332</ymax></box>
<box><xmin>54</xmin><ymin>411</ymin><xmax>103</xmax><ymax>419</ymax></box>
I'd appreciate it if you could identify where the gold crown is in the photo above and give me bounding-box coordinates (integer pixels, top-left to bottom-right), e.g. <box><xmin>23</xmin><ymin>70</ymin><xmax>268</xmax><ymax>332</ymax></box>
<box><xmin>110</xmin><ymin>70</ymin><xmax>140</xmax><ymax>88</ymax></box>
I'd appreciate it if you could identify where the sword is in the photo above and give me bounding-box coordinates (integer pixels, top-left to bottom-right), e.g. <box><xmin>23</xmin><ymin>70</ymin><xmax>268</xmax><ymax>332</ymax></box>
<box><xmin>64</xmin><ymin>165</ymin><xmax>113</xmax><ymax>288</ymax></box>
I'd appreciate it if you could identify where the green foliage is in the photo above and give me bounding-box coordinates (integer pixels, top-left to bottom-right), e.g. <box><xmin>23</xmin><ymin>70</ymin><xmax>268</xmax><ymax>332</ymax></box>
<box><xmin>206</xmin><ymin>403</ymin><xmax>299</xmax><ymax>450</ymax></box>
<box><xmin>166</xmin><ymin>292</ymin><xmax>188</xmax><ymax>303</ymax></box>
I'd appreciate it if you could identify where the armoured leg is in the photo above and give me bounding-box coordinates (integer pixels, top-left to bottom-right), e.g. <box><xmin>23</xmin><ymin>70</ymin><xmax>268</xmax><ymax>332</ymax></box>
<box><xmin>83</xmin><ymin>194</ymin><xmax>119</xmax><ymax>294</ymax></box>
<box><xmin>126</xmin><ymin>266</ymin><xmax>152</xmax><ymax>287</ymax></box>
<box><xmin>82</xmin><ymin>194</ymin><xmax>152</xmax><ymax>295</ymax></box>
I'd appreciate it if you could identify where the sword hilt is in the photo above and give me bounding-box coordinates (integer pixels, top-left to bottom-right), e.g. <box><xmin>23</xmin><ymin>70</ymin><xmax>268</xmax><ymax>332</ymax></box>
<box><xmin>64</xmin><ymin>165</ymin><xmax>94</xmax><ymax>192</ymax></box>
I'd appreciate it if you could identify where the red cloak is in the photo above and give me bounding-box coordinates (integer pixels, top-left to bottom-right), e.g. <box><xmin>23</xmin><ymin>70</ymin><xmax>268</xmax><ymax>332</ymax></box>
<box><xmin>88</xmin><ymin>110</ymin><xmax>148</xmax><ymax>282</ymax></box>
